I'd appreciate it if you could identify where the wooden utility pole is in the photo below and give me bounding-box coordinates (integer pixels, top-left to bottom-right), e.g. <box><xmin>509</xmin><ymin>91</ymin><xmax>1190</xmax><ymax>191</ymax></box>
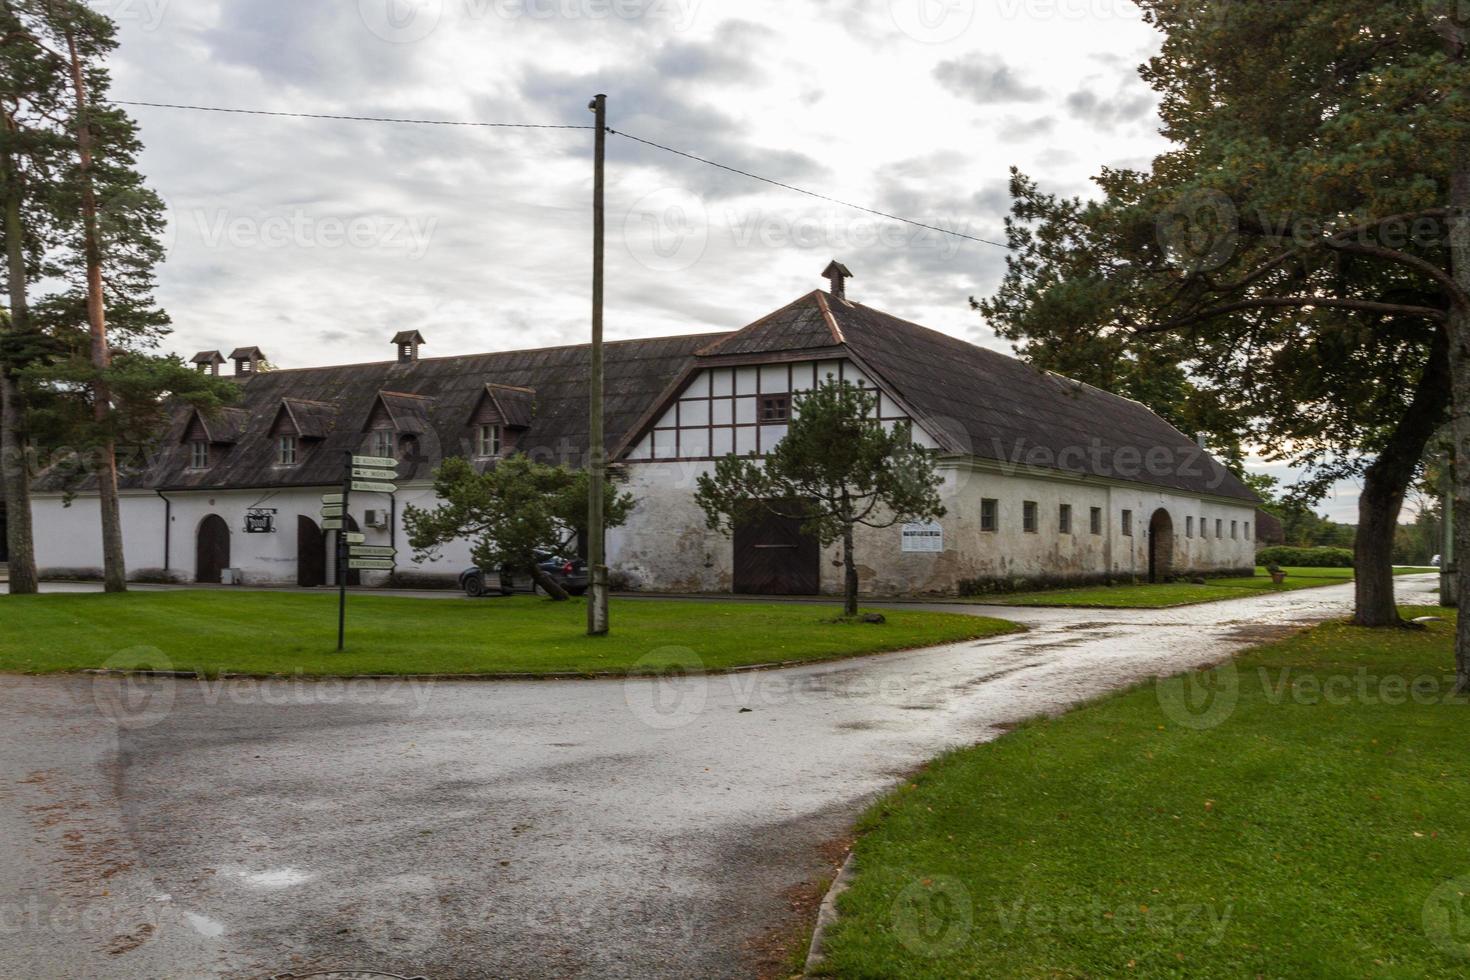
<box><xmin>587</xmin><ymin>93</ymin><xmax>609</xmax><ymax>635</ymax></box>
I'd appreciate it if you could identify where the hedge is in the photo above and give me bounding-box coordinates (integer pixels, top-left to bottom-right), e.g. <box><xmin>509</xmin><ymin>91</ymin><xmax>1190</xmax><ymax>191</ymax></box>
<box><xmin>1255</xmin><ymin>545</ymin><xmax>1354</xmax><ymax>568</ymax></box>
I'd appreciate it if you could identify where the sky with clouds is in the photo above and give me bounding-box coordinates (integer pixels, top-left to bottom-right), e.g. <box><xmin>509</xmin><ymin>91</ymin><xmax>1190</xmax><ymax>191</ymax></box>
<box><xmin>100</xmin><ymin>0</ymin><xmax>1377</xmax><ymax>520</ymax></box>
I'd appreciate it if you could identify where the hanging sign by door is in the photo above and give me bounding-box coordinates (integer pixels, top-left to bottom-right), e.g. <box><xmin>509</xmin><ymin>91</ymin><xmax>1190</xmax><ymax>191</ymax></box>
<box><xmin>244</xmin><ymin>508</ymin><xmax>277</xmax><ymax>534</ymax></box>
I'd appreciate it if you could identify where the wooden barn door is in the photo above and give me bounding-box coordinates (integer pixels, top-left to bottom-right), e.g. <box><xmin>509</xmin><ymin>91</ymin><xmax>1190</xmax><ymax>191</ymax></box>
<box><xmin>196</xmin><ymin>514</ymin><xmax>230</xmax><ymax>583</ymax></box>
<box><xmin>297</xmin><ymin>515</ymin><xmax>325</xmax><ymax>587</ymax></box>
<box><xmin>734</xmin><ymin>504</ymin><xmax>819</xmax><ymax>595</ymax></box>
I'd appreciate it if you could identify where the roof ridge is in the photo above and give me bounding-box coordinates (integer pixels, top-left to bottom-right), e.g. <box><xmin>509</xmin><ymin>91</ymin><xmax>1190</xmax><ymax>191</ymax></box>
<box><xmin>813</xmin><ymin>291</ymin><xmax>845</xmax><ymax>344</ymax></box>
<box><xmin>229</xmin><ymin>329</ymin><xmax>733</xmax><ymax>375</ymax></box>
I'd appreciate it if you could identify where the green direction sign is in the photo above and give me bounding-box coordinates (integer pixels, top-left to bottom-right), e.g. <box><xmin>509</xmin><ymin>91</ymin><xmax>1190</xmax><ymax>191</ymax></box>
<box><xmin>322</xmin><ymin>493</ymin><xmax>344</xmax><ymax>504</ymax></box>
<box><xmin>352</xmin><ymin>455</ymin><xmax>397</xmax><ymax>469</ymax></box>
<box><xmin>350</xmin><ymin>480</ymin><xmax>396</xmax><ymax>493</ymax></box>
<box><xmin>352</xmin><ymin>467</ymin><xmax>398</xmax><ymax>481</ymax></box>
<box><xmin>350</xmin><ymin>545</ymin><xmax>397</xmax><ymax>559</ymax></box>
<box><xmin>320</xmin><ymin>505</ymin><xmax>344</xmax><ymax>518</ymax></box>
<box><xmin>322</xmin><ymin>518</ymin><xmax>344</xmax><ymax>531</ymax></box>
<box><xmin>348</xmin><ymin>558</ymin><xmax>395</xmax><ymax>571</ymax></box>
<box><xmin>344</xmin><ymin>532</ymin><xmax>366</xmax><ymax>544</ymax></box>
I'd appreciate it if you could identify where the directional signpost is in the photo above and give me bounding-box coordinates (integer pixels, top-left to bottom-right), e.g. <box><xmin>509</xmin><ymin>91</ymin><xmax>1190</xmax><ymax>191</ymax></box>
<box><xmin>334</xmin><ymin>451</ymin><xmax>400</xmax><ymax>651</ymax></box>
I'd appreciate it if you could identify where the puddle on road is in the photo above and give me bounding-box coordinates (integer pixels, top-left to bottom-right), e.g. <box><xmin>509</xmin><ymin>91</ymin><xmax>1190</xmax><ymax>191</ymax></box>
<box><xmin>184</xmin><ymin>911</ymin><xmax>226</xmax><ymax>938</ymax></box>
<box><xmin>223</xmin><ymin>866</ymin><xmax>314</xmax><ymax>889</ymax></box>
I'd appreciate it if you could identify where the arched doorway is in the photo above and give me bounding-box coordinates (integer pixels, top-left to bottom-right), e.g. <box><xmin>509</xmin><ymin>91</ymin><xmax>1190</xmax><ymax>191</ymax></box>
<box><xmin>297</xmin><ymin>515</ymin><xmax>325</xmax><ymax>587</ymax></box>
<box><xmin>196</xmin><ymin>514</ymin><xmax>230</xmax><ymax>583</ymax></box>
<box><xmin>1147</xmin><ymin>509</ymin><xmax>1174</xmax><ymax>583</ymax></box>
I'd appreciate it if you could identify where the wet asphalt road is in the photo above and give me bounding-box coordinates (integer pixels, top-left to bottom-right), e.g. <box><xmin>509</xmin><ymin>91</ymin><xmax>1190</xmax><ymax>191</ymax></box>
<box><xmin>1</xmin><ymin>575</ymin><xmax>1443</xmax><ymax>979</ymax></box>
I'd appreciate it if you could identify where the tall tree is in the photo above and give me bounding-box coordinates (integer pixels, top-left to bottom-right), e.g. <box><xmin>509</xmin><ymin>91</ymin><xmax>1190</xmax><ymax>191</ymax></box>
<box><xmin>694</xmin><ymin>379</ymin><xmax>945</xmax><ymax>617</ymax></box>
<box><xmin>6</xmin><ymin>0</ymin><xmax>173</xmax><ymax>591</ymax></box>
<box><xmin>405</xmin><ymin>455</ymin><xmax>633</xmax><ymax>602</ymax></box>
<box><xmin>979</xmin><ymin>2</ymin><xmax>1464</xmax><ymax>668</ymax></box>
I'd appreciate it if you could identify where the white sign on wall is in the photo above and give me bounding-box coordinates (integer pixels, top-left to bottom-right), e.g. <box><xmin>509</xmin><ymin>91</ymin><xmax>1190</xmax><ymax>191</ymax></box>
<box><xmin>902</xmin><ymin>521</ymin><xmax>943</xmax><ymax>553</ymax></box>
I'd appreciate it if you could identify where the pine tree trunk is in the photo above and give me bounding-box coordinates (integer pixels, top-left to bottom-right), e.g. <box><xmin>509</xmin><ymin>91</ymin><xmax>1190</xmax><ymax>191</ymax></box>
<box><xmin>63</xmin><ymin>25</ymin><xmax>125</xmax><ymax>592</ymax></box>
<box><xmin>530</xmin><ymin>564</ymin><xmax>570</xmax><ymax>601</ymax></box>
<box><xmin>842</xmin><ymin>525</ymin><xmax>858</xmax><ymax>617</ymax></box>
<box><xmin>1352</xmin><ymin>325</ymin><xmax>1450</xmax><ymax>626</ymax></box>
<box><xmin>1</xmin><ymin>140</ymin><xmax>38</xmax><ymax>594</ymax></box>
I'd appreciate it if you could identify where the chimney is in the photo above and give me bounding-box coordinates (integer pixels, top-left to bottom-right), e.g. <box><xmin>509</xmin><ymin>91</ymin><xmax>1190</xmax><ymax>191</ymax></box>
<box><xmin>822</xmin><ymin>260</ymin><xmax>853</xmax><ymax>300</ymax></box>
<box><xmin>229</xmin><ymin>346</ymin><xmax>265</xmax><ymax>377</ymax></box>
<box><xmin>392</xmin><ymin>330</ymin><xmax>426</xmax><ymax>363</ymax></box>
<box><xmin>191</xmin><ymin>350</ymin><xmax>225</xmax><ymax>376</ymax></box>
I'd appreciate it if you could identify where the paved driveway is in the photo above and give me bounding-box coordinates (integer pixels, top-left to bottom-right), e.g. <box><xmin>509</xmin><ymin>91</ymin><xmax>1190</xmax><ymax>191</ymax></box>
<box><xmin>0</xmin><ymin>575</ymin><xmax>1443</xmax><ymax>979</ymax></box>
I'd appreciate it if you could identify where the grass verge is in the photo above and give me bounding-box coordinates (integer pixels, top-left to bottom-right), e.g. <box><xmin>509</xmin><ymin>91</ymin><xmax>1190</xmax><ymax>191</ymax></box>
<box><xmin>0</xmin><ymin>591</ymin><xmax>1020</xmax><ymax>676</ymax></box>
<box><xmin>981</xmin><ymin>566</ymin><xmax>1432</xmax><ymax>609</ymax></box>
<box><xmin>817</xmin><ymin>606</ymin><xmax>1468</xmax><ymax>978</ymax></box>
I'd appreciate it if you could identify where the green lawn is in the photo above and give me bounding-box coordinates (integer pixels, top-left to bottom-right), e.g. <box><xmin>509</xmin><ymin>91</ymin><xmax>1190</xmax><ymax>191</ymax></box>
<box><xmin>818</xmin><ymin>607</ymin><xmax>1469</xmax><ymax>978</ymax></box>
<box><xmin>0</xmin><ymin>591</ymin><xmax>1020</xmax><ymax>676</ymax></box>
<box><xmin>982</xmin><ymin>566</ymin><xmax>1434</xmax><ymax>609</ymax></box>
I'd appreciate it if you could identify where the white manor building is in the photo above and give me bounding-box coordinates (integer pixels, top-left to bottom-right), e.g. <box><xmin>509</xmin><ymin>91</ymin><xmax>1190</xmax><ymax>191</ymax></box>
<box><xmin>27</xmin><ymin>267</ymin><xmax>1258</xmax><ymax>596</ymax></box>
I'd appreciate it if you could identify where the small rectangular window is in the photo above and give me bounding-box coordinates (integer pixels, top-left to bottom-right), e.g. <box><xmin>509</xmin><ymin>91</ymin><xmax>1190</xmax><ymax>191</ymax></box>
<box><xmin>475</xmin><ymin>424</ymin><xmax>501</xmax><ymax>458</ymax></box>
<box><xmin>760</xmin><ymin>394</ymin><xmax>790</xmax><ymax>422</ymax></box>
<box><xmin>1186</xmin><ymin>516</ymin><xmax>1194</xmax><ymax>539</ymax></box>
<box><xmin>1231</xmin><ymin>520</ymin><xmax>1238</xmax><ymax>539</ymax></box>
<box><xmin>1201</xmin><ymin>516</ymin><xmax>1207</xmax><ymax>537</ymax></box>
<box><xmin>980</xmin><ymin>498</ymin><xmax>997</xmax><ymax>533</ymax></box>
<box><xmin>1216</xmin><ymin>519</ymin><xmax>1223</xmax><ymax>539</ymax></box>
<box><xmin>1122</xmin><ymin>509</ymin><xmax>1133</xmax><ymax>536</ymax></box>
<box><xmin>189</xmin><ymin>441</ymin><xmax>209</xmax><ymax>469</ymax></box>
<box><xmin>277</xmin><ymin>435</ymin><xmax>297</xmax><ymax>466</ymax></box>
<box><xmin>1090</xmin><ymin>507</ymin><xmax>1102</xmax><ymax>535</ymax></box>
<box><xmin>1058</xmin><ymin>504</ymin><xmax>1072</xmax><ymax>534</ymax></box>
<box><xmin>1023</xmin><ymin>501</ymin><xmax>1038</xmax><ymax>533</ymax></box>
<box><xmin>1245</xmin><ymin>521</ymin><xmax>1251</xmax><ymax>540</ymax></box>
<box><xmin>373</xmin><ymin>430</ymin><xmax>394</xmax><ymax>459</ymax></box>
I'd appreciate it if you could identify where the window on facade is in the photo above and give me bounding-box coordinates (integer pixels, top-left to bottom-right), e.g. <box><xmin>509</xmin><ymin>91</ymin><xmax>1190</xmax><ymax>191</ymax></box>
<box><xmin>372</xmin><ymin>429</ymin><xmax>394</xmax><ymax>459</ymax></box>
<box><xmin>1058</xmin><ymin>504</ymin><xmax>1072</xmax><ymax>534</ymax></box>
<box><xmin>1200</xmin><ymin>515</ymin><xmax>1207</xmax><ymax>537</ymax></box>
<box><xmin>760</xmin><ymin>394</ymin><xmax>790</xmax><ymax>422</ymax></box>
<box><xmin>189</xmin><ymin>440</ymin><xmax>209</xmax><ymax>469</ymax></box>
<box><xmin>1245</xmin><ymin>521</ymin><xmax>1251</xmax><ymax>540</ymax></box>
<box><xmin>1090</xmin><ymin>507</ymin><xmax>1102</xmax><ymax>535</ymax></box>
<box><xmin>1216</xmin><ymin>519</ymin><xmax>1223</xmax><ymax>538</ymax></box>
<box><xmin>475</xmin><ymin>424</ymin><xmax>501</xmax><ymax>458</ymax></box>
<box><xmin>277</xmin><ymin>435</ymin><xmax>297</xmax><ymax>466</ymax></box>
<box><xmin>1023</xmin><ymin>501</ymin><xmax>1038</xmax><ymax>533</ymax></box>
<box><xmin>1186</xmin><ymin>516</ymin><xmax>1194</xmax><ymax>538</ymax></box>
<box><xmin>980</xmin><ymin>498</ymin><xmax>997</xmax><ymax>533</ymax></box>
<box><xmin>1231</xmin><ymin>520</ymin><xmax>1238</xmax><ymax>539</ymax></box>
<box><xmin>1122</xmin><ymin>509</ymin><xmax>1133</xmax><ymax>536</ymax></box>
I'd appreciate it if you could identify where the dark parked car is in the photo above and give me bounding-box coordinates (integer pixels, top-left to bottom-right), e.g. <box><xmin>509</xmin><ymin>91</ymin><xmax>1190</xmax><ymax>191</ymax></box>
<box><xmin>459</xmin><ymin>553</ymin><xmax>589</xmax><ymax>597</ymax></box>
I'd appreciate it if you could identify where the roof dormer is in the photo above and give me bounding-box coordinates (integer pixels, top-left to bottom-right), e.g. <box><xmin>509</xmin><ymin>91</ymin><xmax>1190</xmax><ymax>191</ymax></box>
<box><xmin>392</xmin><ymin>330</ymin><xmax>426</xmax><ymax>363</ymax></box>
<box><xmin>191</xmin><ymin>350</ymin><xmax>226</xmax><ymax>376</ymax></box>
<box><xmin>230</xmin><ymin>347</ymin><xmax>265</xmax><ymax>377</ymax></box>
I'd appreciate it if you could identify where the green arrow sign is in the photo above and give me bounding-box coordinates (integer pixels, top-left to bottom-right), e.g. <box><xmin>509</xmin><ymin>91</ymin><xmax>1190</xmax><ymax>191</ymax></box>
<box><xmin>350</xmin><ymin>545</ymin><xmax>397</xmax><ymax>559</ymax></box>
<box><xmin>348</xmin><ymin>559</ymin><xmax>395</xmax><ymax>571</ymax></box>
<box><xmin>352</xmin><ymin>467</ymin><xmax>398</xmax><ymax>481</ymax></box>
<box><xmin>352</xmin><ymin>455</ymin><xmax>397</xmax><ymax>469</ymax></box>
<box><xmin>322</xmin><ymin>518</ymin><xmax>344</xmax><ymax>531</ymax></box>
<box><xmin>322</xmin><ymin>493</ymin><xmax>344</xmax><ymax>504</ymax></box>
<box><xmin>343</xmin><ymin>532</ymin><xmax>366</xmax><ymax>544</ymax></box>
<box><xmin>320</xmin><ymin>505</ymin><xmax>344</xmax><ymax>518</ymax></box>
<box><xmin>351</xmin><ymin>480</ymin><xmax>396</xmax><ymax>493</ymax></box>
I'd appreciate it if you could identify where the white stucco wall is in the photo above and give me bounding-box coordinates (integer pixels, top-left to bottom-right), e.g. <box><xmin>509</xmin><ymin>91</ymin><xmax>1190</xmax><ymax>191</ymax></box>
<box><xmin>608</xmin><ymin>459</ymin><xmax>1258</xmax><ymax>596</ymax></box>
<box><xmin>30</xmin><ymin>483</ymin><xmax>476</xmax><ymax>587</ymax></box>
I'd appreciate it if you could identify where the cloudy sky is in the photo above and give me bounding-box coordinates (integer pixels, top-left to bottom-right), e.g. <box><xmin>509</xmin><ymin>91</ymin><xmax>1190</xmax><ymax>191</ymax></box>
<box><xmin>102</xmin><ymin>0</ymin><xmax>1371</xmax><ymax>520</ymax></box>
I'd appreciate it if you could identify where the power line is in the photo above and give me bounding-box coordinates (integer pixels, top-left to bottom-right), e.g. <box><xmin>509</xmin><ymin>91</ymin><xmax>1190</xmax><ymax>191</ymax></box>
<box><xmin>608</xmin><ymin>128</ymin><xmax>1012</xmax><ymax>251</ymax></box>
<box><xmin>110</xmin><ymin>100</ymin><xmax>595</xmax><ymax>130</ymax></box>
<box><xmin>111</xmin><ymin>99</ymin><xmax>1011</xmax><ymax>250</ymax></box>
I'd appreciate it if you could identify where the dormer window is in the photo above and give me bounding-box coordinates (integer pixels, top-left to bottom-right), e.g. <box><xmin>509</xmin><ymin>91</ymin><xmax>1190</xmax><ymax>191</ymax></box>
<box><xmin>372</xmin><ymin>429</ymin><xmax>394</xmax><ymax>459</ymax></box>
<box><xmin>475</xmin><ymin>424</ymin><xmax>502</xmax><ymax>459</ymax></box>
<box><xmin>277</xmin><ymin>435</ymin><xmax>298</xmax><ymax>466</ymax></box>
<box><xmin>189</xmin><ymin>440</ymin><xmax>209</xmax><ymax>470</ymax></box>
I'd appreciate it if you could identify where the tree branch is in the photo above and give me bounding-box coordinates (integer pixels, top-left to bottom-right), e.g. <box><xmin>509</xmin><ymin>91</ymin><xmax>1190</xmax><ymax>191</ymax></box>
<box><xmin>1141</xmin><ymin>296</ymin><xmax>1448</xmax><ymax>334</ymax></box>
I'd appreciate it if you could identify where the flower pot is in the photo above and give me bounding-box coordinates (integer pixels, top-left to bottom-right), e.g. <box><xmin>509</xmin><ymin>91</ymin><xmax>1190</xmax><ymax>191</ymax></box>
<box><xmin>1270</xmin><ymin>572</ymin><xmax>1286</xmax><ymax>585</ymax></box>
